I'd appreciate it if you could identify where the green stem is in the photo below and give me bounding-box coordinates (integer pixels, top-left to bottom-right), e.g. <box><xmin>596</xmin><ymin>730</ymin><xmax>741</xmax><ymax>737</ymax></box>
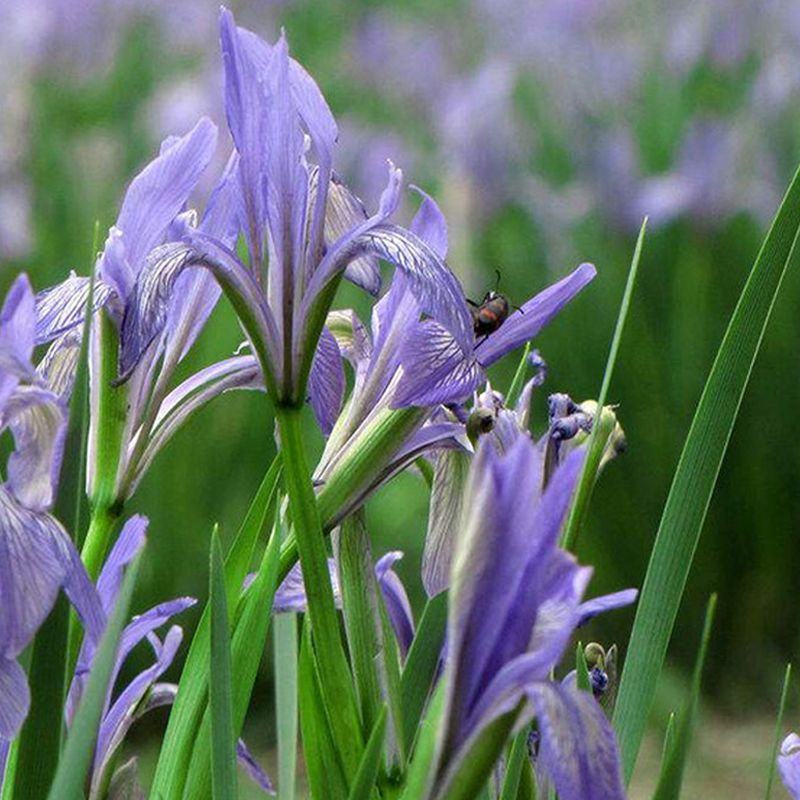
<box><xmin>275</xmin><ymin>404</ymin><xmax>364</xmax><ymax>783</ymax></box>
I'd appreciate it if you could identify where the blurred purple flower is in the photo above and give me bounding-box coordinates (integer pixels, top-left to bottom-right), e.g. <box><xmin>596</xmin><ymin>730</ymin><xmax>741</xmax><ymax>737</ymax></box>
<box><xmin>780</xmin><ymin>733</ymin><xmax>800</xmax><ymax>799</ymax></box>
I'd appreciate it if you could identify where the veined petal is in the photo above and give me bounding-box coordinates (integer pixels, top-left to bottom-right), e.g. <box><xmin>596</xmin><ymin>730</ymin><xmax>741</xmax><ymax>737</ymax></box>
<box><xmin>325</xmin><ymin>309</ymin><xmax>373</xmax><ymax>379</ymax></box>
<box><xmin>476</xmin><ymin>263</ymin><xmax>596</xmax><ymax>367</ymax></box>
<box><xmin>779</xmin><ymin>733</ymin><xmax>800</xmax><ymax>799</ymax></box>
<box><xmin>129</xmin><ymin>356</ymin><xmax>262</xmax><ymax>494</ymax></box>
<box><xmin>576</xmin><ymin>589</ymin><xmax>638</xmax><ymax>627</ymax></box>
<box><xmin>308</xmin><ymin>326</ymin><xmax>344</xmax><ymax>436</ymax></box>
<box><xmin>118</xmin><ymin>237</ymin><xmax>279</xmax><ymax>390</ymax></box>
<box><xmin>3</xmin><ymin>385</ymin><xmax>66</xmax><ymax>511</ymax></box>
<box><xmin>111</xmin><ymin>117</ymin><xmax>218</xmax><ymax>289</ymax></box>
<box><xmin>526</xmin><ymin>682</ymin><xmax>626</xmax><ymax>800</ymax></box>
<box><xmin>0</xmin><ymin>658</ymin><xmax>29</xmax><ymax>739</ymax></box>
<box><xmin>0</xmin><ymin>274</ymin><xmax>36</xmax><ymax>406</ymax></box>
<box><xmin>0</xmin><ymin>486</ymin><xmax>70</xmax><ymax>657</ymax></box>
<box><xmin>393</xmin><ymin>320</ymin><xmax>483</xmax><ymax>407</ymax></box>
<box><xmin>422</xmin><ymin>449</ymin><xmax>471</xmax><ymax>598</ymax></box>
<box><xmin>34</xmin><ymin>273</ymin><xmax>114</xmax><ymax>346</ymax></box>
<box><xmin>96</xmin><ymin>516</ymin><xmax>148</xmax><ymax>615</ymax></box>
<box><xmin>36</xmin><ymin>330</ymin><xmax>81</xmax><ymax>401</ymax></box>
<box><xmin>409</xmin><ymin>186</ymin><xmax>448</xmax><ymax>258</ymax></box>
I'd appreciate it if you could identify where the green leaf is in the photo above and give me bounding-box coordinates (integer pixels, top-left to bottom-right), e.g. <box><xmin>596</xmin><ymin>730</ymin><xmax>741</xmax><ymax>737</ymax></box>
<box><xmin>614</xmin><ymin>162</ymin><xmax>800</xmax><ymax>784</ymax></box>
<box><xmin>765</xmin><ymin>663</ymin><xmax>792</xmax><ymax>800</ymax></box>
<box><xmin>499</xmin><ymin>730</ymin><xmax>529</xmax><ymax>800</ymax></box>
<box><xmin>575</xmin><ymin>642</ymin><xmax>591</xmax><ymax>693</ymax></box>
<box><xmin>336</xmin><ymin>513</ymin><xmax>404</xmax><ymax>765</ymax></box>
<box><xmin>274</xmin><ymin>612</ymin><xmax>298</xmax><ymax>800</ymax></box>
<box><xmin>400</xmin><ymin>682</ymin><xmax>445</xmax><ymax>800</ymax></box>
<box><xmin>298</xmin><ymin>619</ymin><xmax>349</xmax><ymax>800</ymax></box>
<box><xmin>347</xmin><ymin>709</ymin><xmax>388</xmax><ymax>800</ymax></box>
<box><xmin>562</xmin><ymin>218</ymin><xmax>646</xmax><ymax>552</ymax></box>
<box><xmin>183</xmin><ymin>522</ymin><xmax>282</xmax><ymax>800</ymax></box>
<box><xmin>400</xmin><ymin>592</ymin><xmax>448</xmax><ymax>754</ymax></box>
<box><xmin>47</xmin><ymin>554</ymin><xmax>141</xmax><ymax>800</ymax></box>
<box><xmin>150</xmin><ymin>456</ymin><xmax>282</xmax><ymax>800</ymax></box>
<box><xmin>209</xmin><ymin>530</ymin><xmax>238</xmax><ymax>800</ymax></box>
<box><xmin>652</xmin><ymin>594</ymin><xmax>716</xmax><ymax>800</ymax></box>
<box><xmin>505</xmin><ymin>342</ymin><xmax>532</xmax><ymax>409</ymax></box>
<box><xmin>275</xmin><ymin>406</ymin><xmax>364</xmax><ymax>782</ymax></box>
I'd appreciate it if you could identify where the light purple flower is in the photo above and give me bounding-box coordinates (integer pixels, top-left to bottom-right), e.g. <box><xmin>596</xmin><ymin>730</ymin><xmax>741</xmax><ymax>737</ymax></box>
<box><xmin>117</xmin><ymin>8</ymin><xmax>473</xmax><ymax>442</ymax></box>
<box><xmin>779</xmin><ymin>732</ymin><xmax>800</xmax><ymax>799</ymax></box>
<box><xmin>431</xmin><ymin>435</ymin><xmax>634</xmax><ymax>799</ymax></box>
<box><xmin>0</xmin><ymin>275</ymin><xmax>103</xmax><ymax>744</ymax></box>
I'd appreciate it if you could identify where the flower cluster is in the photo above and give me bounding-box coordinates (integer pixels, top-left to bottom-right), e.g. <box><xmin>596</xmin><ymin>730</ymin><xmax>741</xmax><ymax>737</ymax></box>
<box><xmin>0</xmin><ymin>8</ymin><xmax>640</xmax><ymax>799</ymax></box>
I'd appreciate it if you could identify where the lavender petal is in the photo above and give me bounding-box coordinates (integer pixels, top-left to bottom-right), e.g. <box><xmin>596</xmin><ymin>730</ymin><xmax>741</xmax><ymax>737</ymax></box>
<box><xmin>308</xmin><ymin>326</ymin><xmax>345</xmax><ymax>436</ymax></box>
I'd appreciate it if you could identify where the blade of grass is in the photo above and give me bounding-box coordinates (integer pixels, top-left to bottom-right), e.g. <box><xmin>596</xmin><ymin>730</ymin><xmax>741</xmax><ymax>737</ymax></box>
<box><xmin>183</xmin><ymin>523</ymin><xmax>282</xmax><ymax>800</ymax></box>
<box><xmin>562</xmin><ymin>218</ymin><xmax>646</xmax><ymax>551</ymax></box>
<box><xmin>151</xmin><ymin>456</ymin><xmax>282</xmax><ymax>800</ymax></box>
<box><xmin>614</xmin><ymin>163</ymin><xmax>800</xmax><ymax>784</ymax></box>
<box><xmin>652</xmin><ymin>594</ymin><xmax>716</xmax><ymax>800</ymax></box>
<box><xmin>505</xmin><ymin>342</ymin><xmax>532</xmax><ymax>409</ymax></box>
<box><xmin>46</xmin><ymin>554</ymin><xmax>141</xmax><ymax>800</ymax></box>
<box><xmin>399</xmin><ymin>682</ymin><xmax>445</xmax><ymax>800</ymax></box>
<box><xmin>498</xmin><ymin>730</ymin><xmax>529</xmax><ymax>800</ymax></box>
<box><xmin>400</xmin><ymin>592</ymin><xmax>448</xmax><ymax>754</ymax></box>
<box><xmin>575</xmin><ymin>642</ymin><xmax>591</xmax><ymax>693</ymax></box>
<box><xmin>274</xmin><ymin>509</ymin><xmax>298</xmax><ymax>800</ymax></box>
<box><xmin>298</xmin><ymin>619</ymin><xmax>349</xmax><ymax>800</ymax></box>
<box><xmin>347</xmin><ymin>708</ymin><xmax>388</xmax><ymax>800</ymax></box>
<box><xmin>210</xmin><ymin>529</ymin><xmax>238</xmax><ymax>800</ymax></box>
<box><xmin>765</xmin><ymin>663</ymin><xmax>792</xmax><ymax>800</ymax></box>
<box><xmin>12</xmin><ymin>223</ymin><xmax>100</xmax><ymax>800</ymax></box>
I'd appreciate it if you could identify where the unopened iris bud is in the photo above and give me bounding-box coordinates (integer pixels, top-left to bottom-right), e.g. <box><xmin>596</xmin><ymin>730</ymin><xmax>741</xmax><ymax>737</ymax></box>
<box><xmin>590</xmin><ymin>666</ymin><xmax>609</xmax><ymax>698</ymax></box>
<box><xmin>467</xmin><ymin>406</ymin><xmax>495</xmax><ymax>445</ymax></box>
<box><xmin>584</xmin><ymin>642</ymin><xmax>606</xmax><ymax>667</ymax></box>
<box><xmin>578</xmin><ymin>401</ymin><xmax>626</xmax><ymax>469</ymax></box>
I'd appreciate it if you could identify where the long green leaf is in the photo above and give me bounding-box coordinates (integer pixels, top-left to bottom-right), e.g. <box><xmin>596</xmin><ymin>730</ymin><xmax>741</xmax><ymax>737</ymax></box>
<box><xmin>47</xmin><ymin>554</ymin><xmax>141</xmax><ymax>800</ymax></box>
<box><xmin>652</xmin><ymin>594</ymin><xmax>716</xmax><ymax>800</ymax></box>
<box><xmin>614</xmin><ymin>164</ymin><xmax>800</xmax><ymax>783</ymax></box>
<box><xmin>183</xmin><ymin>523</ymin><xmax>282</xmax><ymax>800</ymax></box>
<box><xmin>347</xmin><ymin>709</ymin><xmax>388</xmax><ymax>800</ymax></box>
<box><xmin>562</xmin><ymin>217</ymin><xmax>646</xmax><ymax>551</ymax></box>
<box><xmin>274</xmin><ymin>613</ymin><xmax>298</xmax><ymax>800</ymax></box>
<box><xmin>399</xmin><ymin>682</ymin><xmax>445</xmax><ymax>800</ymax></box>
<box><xmin>400</xmin><ymin>593</ymin><xmax>448</xmax><ymax>755</ymax></box>
<box><xmin>498</xmin><ymin>730</ymin><xmax>529</xmax><ymax>800</ymax></box>
<box><xmin>151</xmin><ymin>456</ymin><xmax>282</xmax><ymax>799</ymax></box>
<box><xmin>210</xmin><ymin>531</ymin><xmax>238</xmax><ymax>800</ymax></box>
<box><xmin>298</xmin><ymin>620</ymin><xmax>349</xmax><ymax>800</ymax></box>
<box><xmin>765</xmin><ymin>663</ymin><xmax>792</xmax><ymax>800</ymax></box>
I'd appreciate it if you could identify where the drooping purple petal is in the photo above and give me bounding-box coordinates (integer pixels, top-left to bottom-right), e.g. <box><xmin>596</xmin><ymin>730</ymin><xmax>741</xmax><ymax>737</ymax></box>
<box><xmin>526</xmin><ymin>682</ymin><xmax>626</xmax><ymax>800</ymax></box>
<box><xmin>3</xmin><ymin>385</ymin><xmax>66</xmax><ymax>511</ymax></box>
<box><xmin>36</xmin><ymin>331</ymin><xmax>82</xmax><ymax>400</ymax></box>
<box><xmin>0</xmin><ymin>274</ymin><xmax>36</xmax><ymax>407</ymax></box>
<box><xmin>308</xmin><ymin>327</ymin><xmax>345</xmax><ymax>436</ymax></box>
<box><xmin>96</xmin><ymin>516</ymin><xmax>148</xmax><ymax>614</ymax></box>
<box><xmin>475</xmin><ymin>263</ymin><xmax>596</xmax><ymax>367</ymax></box>
<box><xmin>422</xmin><ymin>449</ymin><xmax>471</xmax><ymax>598</ymax></box>
<box><xmin>118</xmin><ymin>237</ymin><xmax>280</xmax><ymax>388</ymax></box>
<box><xmin>576</xmin><ymin>589</ymin><xmax>638</xmax><ymax>627</ymax></box>
<box><xmin>393</xmin><ymin>319</ymin><xmax>483</xmax><ymax>407</ymax></box>
<box><xmin>0</xmin><ymin>486</ymin><xmax>71</xmax><ymax>658</ymax></box>
<box><xmin>236</xmin><ymin>739</ymin><xmax>277</xmax><ymax>795</ymax></box>
<box><xmin>375</xmin><ymin>551</ymin><xmax>415</xmax><ymax>657</ymax></box>
<box><xmin>779</xmin><ymin>733</ymin><xmax>800</xmax><ymax>799</ymax></box>
<box><xmin>34</xmin><ymin>274</ymin><xmax>114</xmax><ymax>346</ymax></box>
<box><xmin>104</xmin><ymin>117</ymin><xmax>218</xmax><ymax>298</ymax></box>
<box><xmin>0</xmin><ymin>658</ymin><xmax>29</xmax><ymax>739</ymax></box>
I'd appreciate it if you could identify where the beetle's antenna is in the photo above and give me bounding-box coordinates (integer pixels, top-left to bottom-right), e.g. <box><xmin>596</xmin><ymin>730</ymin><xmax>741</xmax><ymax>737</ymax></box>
<box><xmin>494</xmin><ymin>268</ymin><xmax>502</xmax><ymax>293</ymax></box>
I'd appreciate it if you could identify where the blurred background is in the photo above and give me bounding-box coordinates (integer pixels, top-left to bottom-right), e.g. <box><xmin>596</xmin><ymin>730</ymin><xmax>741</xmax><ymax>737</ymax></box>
<box><xmin>3</xmin><ymin>0</ymin><xmax>800</xmax><ymax>794</ymax></box>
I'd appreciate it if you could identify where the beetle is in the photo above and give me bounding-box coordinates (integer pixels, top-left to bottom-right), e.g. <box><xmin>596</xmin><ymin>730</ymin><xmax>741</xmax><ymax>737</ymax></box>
<box><xmin>468</xmin><ymin>269</ymin><xmax>519</xmax><ymax>342</ymax></box>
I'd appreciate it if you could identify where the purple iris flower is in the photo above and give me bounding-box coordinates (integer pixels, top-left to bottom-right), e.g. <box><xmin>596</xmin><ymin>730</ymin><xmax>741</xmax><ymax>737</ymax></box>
<box><xmin>116</xmin><ymin>8</ymin><xmax>474</xmax><ymax>439</ymax></box>
<box><xmin>33</xmin><ymin>112</ymin><xmax>256</xmax><ymax>507</ymax></box>
<box><xmin>780</xmin><ymin>733</ymin><xmax>800</xmax><ymax>799</ymax></box>
<box><xmin>431</xmin><ymin>435</ymin><xmax>634</xmax><ymax>799</ymax></box>
<box><xmin>0</xmin><ymin>274</ymin><xmax>103</xmax><ymax>746</ymax></box>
